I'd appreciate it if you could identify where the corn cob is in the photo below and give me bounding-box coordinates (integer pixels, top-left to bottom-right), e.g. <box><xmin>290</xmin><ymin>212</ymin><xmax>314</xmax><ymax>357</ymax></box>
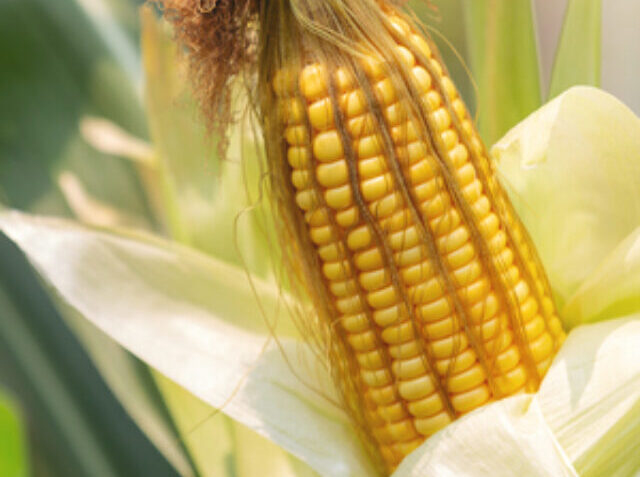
<box><xmin>267</xmin><ymin>7</ymin><xmax>565</xmax><ymax>473</ymax></box>
<box><xmin>155</xmin><ymin>0</ymin><xmax>566</xmax><ymax>472</ymax></box>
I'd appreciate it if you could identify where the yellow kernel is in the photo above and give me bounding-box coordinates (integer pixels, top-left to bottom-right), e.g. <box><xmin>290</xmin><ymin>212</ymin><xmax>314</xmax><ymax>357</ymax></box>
<box><xmin>309</xmin><ymin>225</ymin><xmax>333</xmax><ymax>245</ymax></box>
<box><xmin>280</xmin><ymin>97</ymin><xmax>305</xmax><ymax>125</ymax></box>
<box><xmin>449</xmin><ymin>143</ymin><xmax>469</xmax><ymax>167</ymax></box>
<box><xmin>308</xmin><ymin>98</ymin><xmax>334</xmax><ymax>130</ymax></box>
<box><xmin>391</xmin><ymin>121</ymin><xmax>419</xmax><ymax>143</ymax></box>
<box><xmin>325</xmin><ymin>184</ymin><xmax>353</xmax><ymax>209</ymax></box>
<box><xmin>530</xmin><ymin>332</ymin><xmax>554</xmax><ymax>362</ymax></box>
<box><xmin>451</xmin><ymin>260</ymin><xmax>482</xmax><ymax>287</ymax></box>
<box><xmin>445</xmin><ymin>242</ymin><xmax>474</xmax><ymax>269</ymax></box>
<box><xmin>414</xmin><ymin>177</ymin><xmax>442</xmax><ymax>202</ymax></box>
<box><xmin>291</xmin><ymin>170</ymin><xmax>311</xmax><ymax>189</ymax></box>
<box><xmin>424</xmin><ymin>90</ymin><xmax>441</xmax><ymax>110</ymax></box>
<box><xmin>330</xmin><ymin>279</ymin><xmax>357</xmax><ymax>297</ymax></box>
<box><xmin>360</xmin><ymin>269</ymin><xmax>390</xmax><ymax>291</ymax></box>
<box><xmin>287</xmin><ymin>146</ymin><xmax>311</xmax><ymax>169</ymax></box>
<box><xmin>316</xmin><ymin>160</ymin><xmax>348</xmax><ymax>188</ymax></box>
<box><xmin>407</xmin><ymin>392</ymin><xmax>443</xmax><ymax>418</ymax></box>
<box><xmin>494</xmin><ymin>345</ymin><xmax>520</xmax><ymax>374</ymax></box>
<box><xmin>414</xmin><ymin>411</ymin><xmax>451</xmax><ymax>437</ymax></box>
<box><xmin>460</xmin><ymin>278</ymin><xmax>491</xmax><ymax>306</ymax></box>
<box><xmin>495</xmin><ymin>364</ymin><xmax>527</xmax><ymax>395</ymax></box>
<box><xmin>335</xmin><ymin>67</ymin><xmax>355</xmax><ymax>92</ymax></box>
<box><xmin>389</xmin><ymin>340</ymin><xmax>420</xmax><ymax>360</ymax></box>
<box><xmin>348</xmin><ymin>114</ymin><xmax>377</xmax><ymax>137</ymax></box>
<box><xmin>336</xmin><ymin>295</ymin><xmax>363</xmax><ymax>314</ymax></box>
<box><xmin>430</xmin><ymin>209</ymin><xmax>461</xmax><ymax>236</ymax></box>
<box><xmin>362</xmin><ymin>368</ymin><xmax>392</xmax><ymax>387</ymax></box>
<box><xmin>434</xmin><ymin>347</ymin><xmax>476</xmax><ymax>374</ymax></box>
<box><xmin>370</xmin><ymin>191</ymin><xmax>403</xmax><ymax>219</ymax></box>
<box><xmin>305</xmin><ymin>208</ymin><xmax>329</xmax><ymax>226</ymax></box>
<box><xmin>524</xmin><ymin>315</ymin><xmax>546</xmax><ymax>341</ymax></box>
<box><xmin>462</xmin><ymin>179</ymin><xmax>483</xmax><ymax>203</ymax></box>
<box><xmin>323</xmin><ymin>260</ymin><xmax>351</xmax><ymax>280</ymax></box>
<box><xmin>437</xmin><ymin>225</ymin><xmax>469</xmax><ymax>254</ymax></box>
<box><xmin>360</xmin><ymin>155</ymin><xmax>388</xmax><ymax>179</ymax></box>
<box><xmin>362</xmin><ymin>55</ymin><xmax>387</xmax><ymax>80</ymax></box>
<box><xmin>355</xmin><ymin>247</ymin><xmax>382</xmax><ymax>271</ymax></box>
<box><xmin>396</xmin><ymin>45</ymin><xmax>415</xmax><ymax>67</ymax></box>
<box><xmin>348</xmin><ymin>226</ymin><xmax>372</xmax><ymax>251</ymax></box>
<box><xmin>300</xmin><ymin>63</ymin><xmax>328</xmax><ymax>100</ymax></box>
<box><xmin>382</xmin><ymin>320</ymin><xmax>415</xmax><ymax>345</ymax></box>
<box><xmin>373</xmin><ymin>303</ymin><xmax>405</xmax><ymax>327</ymax></box>
<box><xmin>397</xmin><ymin>140</ymin><xmax>428</xmax><ymax>164</ymax></box>
<box><xmin>409</xmin><ymin>277</ymin><xmax>445</xmax><ymax>305</ymax></box>
<box><xmin>389</xmin><ymin>16</ymin><xmax>410</xmax><ymax>36</ymax></box>
<box><xmin>341</xmin><ymin>90</ymin><xmax>368</xmax><ymax>117</ymax></box>
<box><xmin>451</xmin><ymin>384</ymin><xmax>490</xmax><ymax>413</ymax></box>
<box><xmin>395</xmin><ymin>244</ymin><xmax>427</xmax><ymax>268</ymax></box>
<box><xmin>432</xmin><ymin>107</ymin><xmax>452</xmax><ymax>130</ymax></box>
<box><xmin>313</xmin><ymin>130</ymin><xmax>344</xmax><ymax>162</ymax></box>
<box><xmin>295</xmin><ymin>189</ymin><xmax>319</xmax><ymax>211</ymax></box>
<box><xmin>348</xmin><ymin>329</ymin><xmax>377</xmax><ymax>352</ymax></box>
<box><xmin>441</xmin><ymin>129</ymin><xmax>458</xmax><ymax>150</ymax></box>
<box><xmin>410</xmin><ymin>34</ymin><xmax>433</xmax><ymax>59</ymax></box>
<box><xmin>392</xmin><ymin>354</ymin><xmax>428</xmax><ymax>380</ymax></box>
<box><xmin>441</xmin><ymin>76</ymin><xmax>457</xmax><ymax>99</ymax></box>
<box><xmin>341</xmin><ymin>313</ymin><xmax>369</xmax><ymax>333</ymax></box>
<box><xmin>412</xmin><ymin>66</ymin><xmax>432</xmax><ymax>93</ymax></box>
<box><xmin>362</xmin><ymin>173</ymin><xmax>394</xmax><ymax>202</ymax></box>
<box><xmin>369</xmin><ymin>385</ymin><xmax>397</xmax><ymax>406</ymax></box>
<box><xmin>389</xmin><ymin>226</ymin><xmax>420</xmax><ymax>251</ymax></box>
<box><xmin>357</xmin><ymin>349</ymin><xmax>385</xmax><ymax>370</ymax></box>
<box><xmin>421</xmin><ymin>192</ymin><xmax>450</xmax><ymax>219</ymax></box>
<box><xmin>430</xmin><ymin>332</ymin><xmax>469</xmax><ymax>359</ymax></box>
<box><xmin>401</xmin><ymin>260</ymin><xmax>435</xmax><ymax>285</ymax></box>
<box><xmin>285</xmin><ymin>125</ymin><xmax>308</xmax><ymax>146</ymax></box>
<box><xmin>367</xmin><ymin>284</ymin><xmax>398</xmax><ymax>309</ymax></box>
<box><xmin>446</xmin><ymin>362</ymin><xmax>486</xmax><ymax>393</ymax></box>
<box><xmin>336</xmin><ymin>206</ymin><xmax>359</xmax><ymax>227</ymax></box>
<box><xmin>398</xmin><ymin>374</ymin><xmax>435</xmax><ymax>400</ymax></box>
<box><xmin>318</xmin><ymin>242</ymin><xmax>344</xmax><ymax>261</ymax></box>
<box><xmin>377</xmin><ymin>402</ymin><xmax>407</xmax><ymax>422</ymax></box>
<box><xmin>381</xmin><ymin>419</ymin><xmax>418</xmax><ymax>442</ymax></box>
<box><xmin>452</xmin><ymin>98</ymin><xmax>467</xmax><ymax>121</ymax></box>
<box><xmin>374</xmin><ymin>78</ymin><xmax>397</xmax><ymax>106</ymax></box>
<box><xmin>356</xmin><ymin>135</ymin><xmax>384</xmax><ymax>158</ymax></box>
<box><xmin>408</xmin><ymin>158</ymin><xmax>436</xmax><ymax>185</ymax></box>
<box><xmin>385</xmin><ymin>102</ymin><xmax>408</xmax><ymax>127</ymax></box>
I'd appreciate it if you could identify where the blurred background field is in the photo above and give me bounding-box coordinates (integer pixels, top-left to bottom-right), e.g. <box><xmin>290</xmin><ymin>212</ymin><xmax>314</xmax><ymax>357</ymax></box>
<box><xmin>0</xmin><ymin>1</ymin><xmax>638</xmax><ymax>476</ymax></box>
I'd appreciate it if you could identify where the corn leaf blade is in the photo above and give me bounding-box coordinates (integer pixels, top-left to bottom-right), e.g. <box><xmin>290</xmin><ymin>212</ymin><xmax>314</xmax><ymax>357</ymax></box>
<box><xmin>0</xmin><ymin>211</ymin><xmax>374</xmax><ymax>477</ymax></box>
<box><xmin>0</xmin><ymin>391</ymin><xmax>29</xmax><ymax>477</ymax></box>
<box><xmin>492</xmin><ymin>86</ymin><xmax>640</xmax><ymax>310</ymax></box>
<box><xmin>462</xmin><ymin>0</ymin><xmax>542</xmax><ymax>145</ymax></box>
<box><xmin>549</xmin><ymin>0</ymin><xmax>602</xmax><ymax>99</ymax></box>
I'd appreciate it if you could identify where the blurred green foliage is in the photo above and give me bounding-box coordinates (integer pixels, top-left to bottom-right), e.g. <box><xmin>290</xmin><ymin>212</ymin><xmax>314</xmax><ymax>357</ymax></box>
<box><xmin>0</xmin><ymin>390</ymin><xmax>28</xmax><ymax>477</ymax></box>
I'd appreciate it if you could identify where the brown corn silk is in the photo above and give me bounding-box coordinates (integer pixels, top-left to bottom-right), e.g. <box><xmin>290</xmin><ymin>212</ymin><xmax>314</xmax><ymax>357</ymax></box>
<box><xmin>160</xmin><ymin>0</ymin><xmax>566</xmax><ymax>473</ymax></box>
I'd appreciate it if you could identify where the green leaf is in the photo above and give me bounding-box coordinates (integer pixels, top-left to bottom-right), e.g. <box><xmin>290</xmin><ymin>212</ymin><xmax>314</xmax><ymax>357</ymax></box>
<box><xmin>462</xmin><ymin>0</ymin><xmax>542</xmax><ymax>145</ymax></box>
<box><xmin>563</xmin><ymin>226</ymin><xmax>640</xmax><ymax>327</ymax></box>
<box><xmin>140</xmin><ymin>8</ymin><xmax>272</xmax><ymax>276</ymax></box>
<box><xmin>0</xmin><ymin>211</ymin><xmax>373</xmax><ymax>477</ymax></box>
<box><xmin>549</xmin><ymin>0</ymin><xmax>601</xmax><ymax>99</ymax></box>
<box><xmin>153</xmin><ymin>373</ymin><xmax>319</xmax><ymax>477</ymax></box>
<box><xmin>0</xmin><ymin>391</ymin><xmax>29</xmax><ymax>477</ymax></box>
<box><xmin>492</xmin><ymin>86</ymin><xmax>640</xmax><ymax>310</ymax></box>
<box><xmin>393</xmin><ymin>316</ymin><xmax>640</xmax><ymax>477</ymax></box>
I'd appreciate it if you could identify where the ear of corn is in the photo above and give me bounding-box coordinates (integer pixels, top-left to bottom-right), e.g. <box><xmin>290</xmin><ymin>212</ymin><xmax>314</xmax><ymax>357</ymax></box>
<box><xmin>261</xmin><ymin>2</ymin><xmax>565</xmax><ymax>473</ymax></box>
